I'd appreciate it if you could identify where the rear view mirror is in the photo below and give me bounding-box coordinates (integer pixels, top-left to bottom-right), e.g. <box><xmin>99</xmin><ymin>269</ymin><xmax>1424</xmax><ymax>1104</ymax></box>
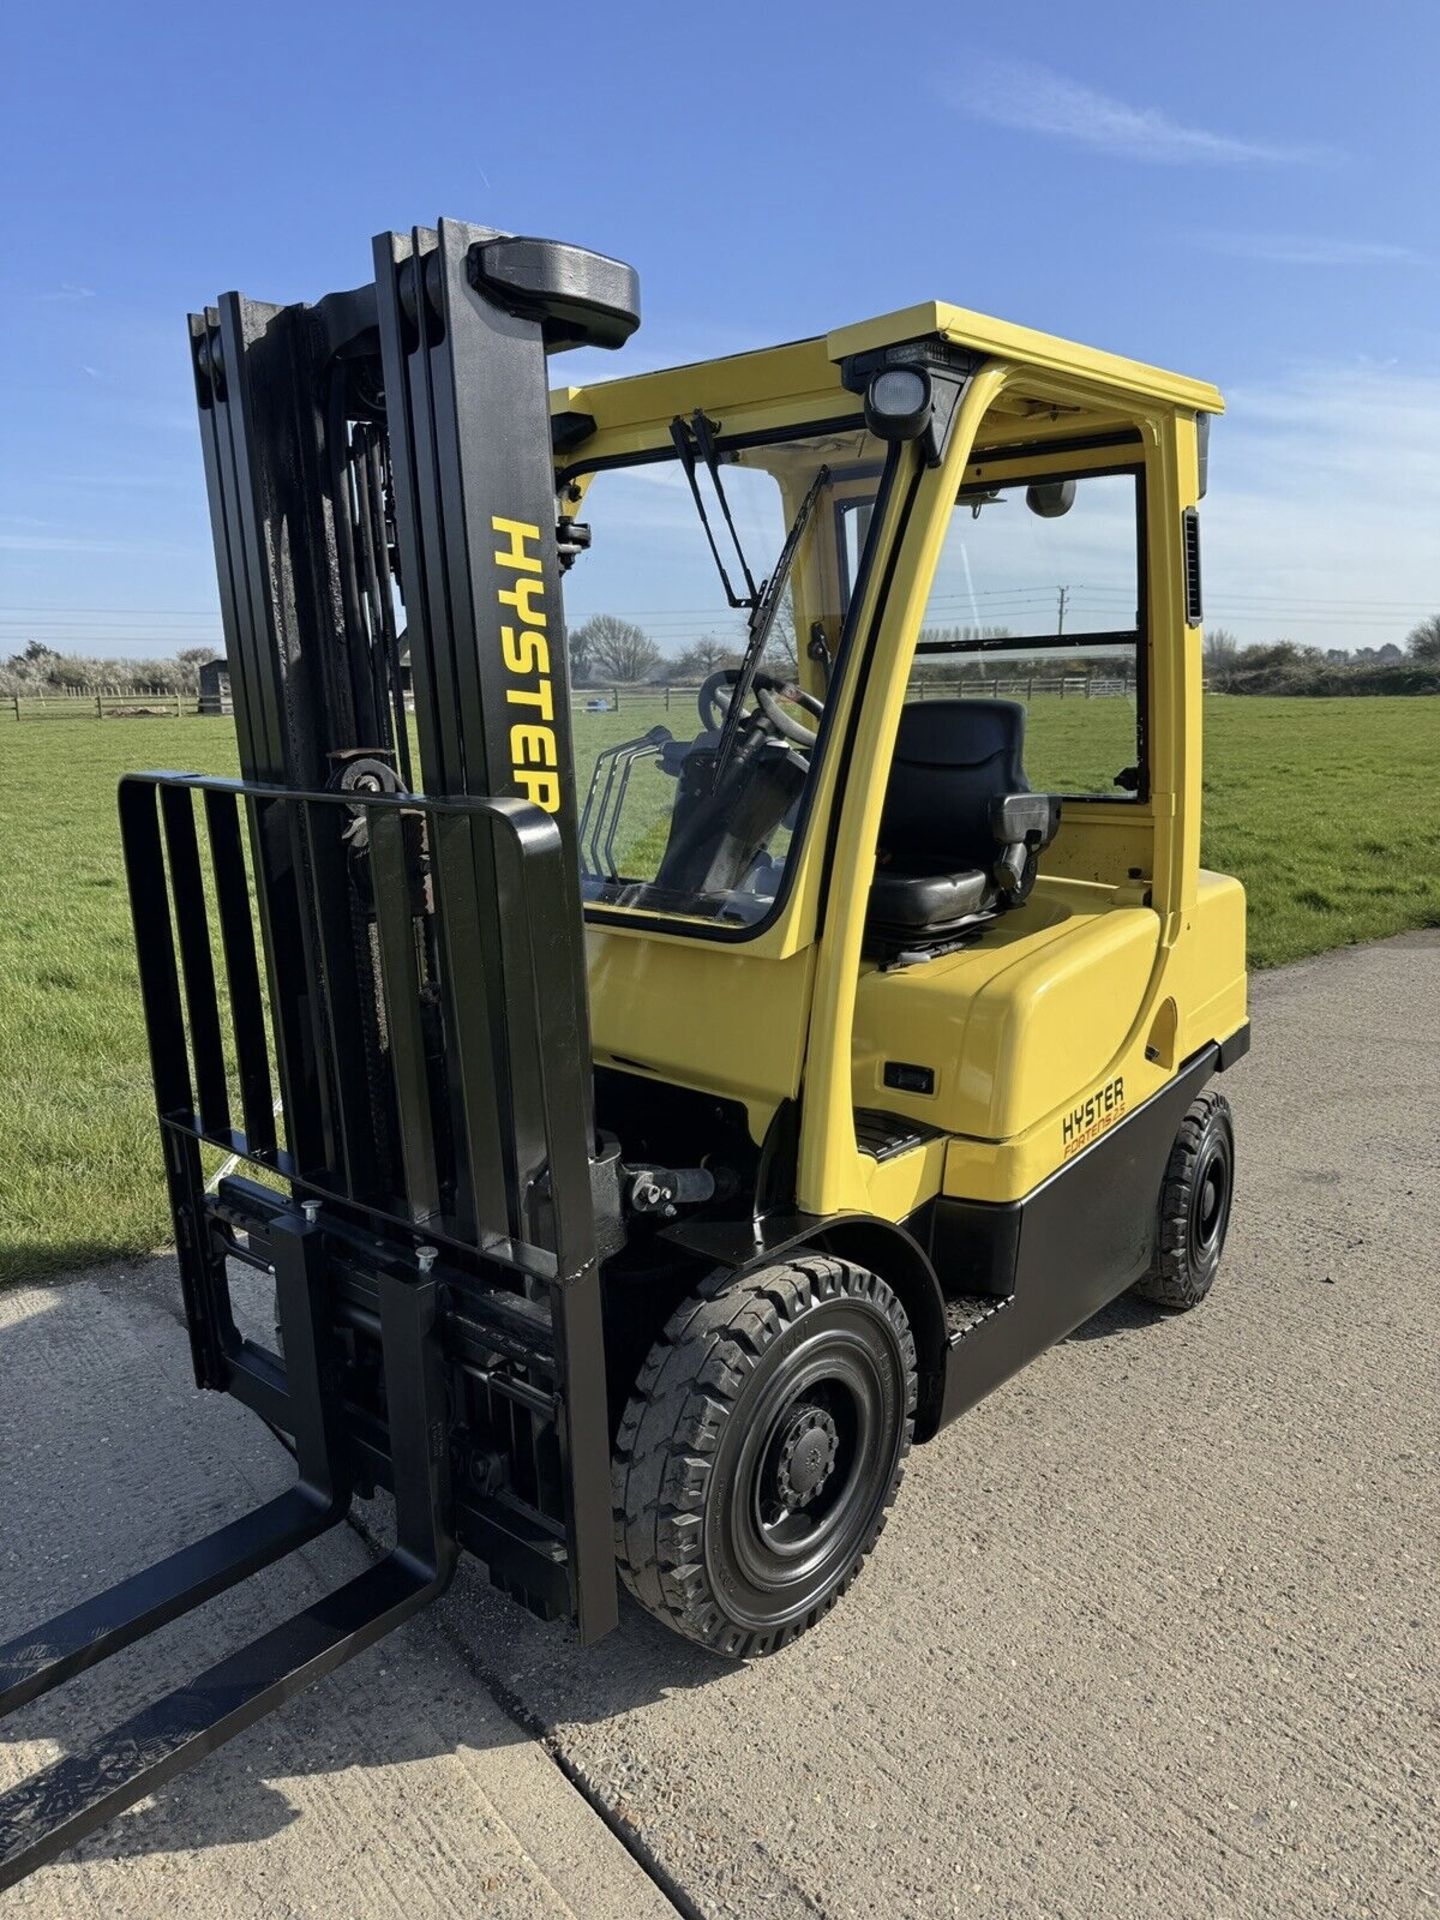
<box><xmin>1026</xmin><ymin>479</ymin><xmax>1076</xmax><ymax>518</ymax></box>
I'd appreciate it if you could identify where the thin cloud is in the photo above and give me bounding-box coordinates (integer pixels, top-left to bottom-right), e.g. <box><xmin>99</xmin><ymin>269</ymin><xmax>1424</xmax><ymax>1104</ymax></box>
<box><xmin>951</xmin><ymin>58</ymin><xmax>1339</xmax><ymax>167</ymax></box>
<box><xmin>38</xmin><ymin>282</ymin><xmax>98</xmax><ymax>303</ymax></box>
<box><xmin>1203</xmin><ymin>360</ymin><xmax>1440</xmax><ymax>646</ymax></box>
<box><xmin>1195</xmin><ymin>232</ymin><xmax>1430</xmax><ymax>268</ymax></box>
<box><xmin>0</xmin><ymin>531</ymin><xmax>192</xmax><ymax>556</ymax></box>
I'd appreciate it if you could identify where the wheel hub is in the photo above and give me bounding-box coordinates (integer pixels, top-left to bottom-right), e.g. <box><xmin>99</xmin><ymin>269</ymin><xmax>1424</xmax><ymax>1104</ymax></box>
<box><xmin>772</xmin><ymin>1403</ymin><xmax>840</xmax><ymax>1511</ymax></box>
<box><xmin>1194</xmin><ymin>1146</ymin><xmax>1229</xmax><ymax>1253</ymax></box>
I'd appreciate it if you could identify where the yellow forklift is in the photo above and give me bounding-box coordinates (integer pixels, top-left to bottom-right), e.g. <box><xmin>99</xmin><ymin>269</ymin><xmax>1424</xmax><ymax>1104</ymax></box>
<box><xmin>0</xmin><ymin>218</ymin><xmax>1246</xmax><ymax>1883</ymax></box>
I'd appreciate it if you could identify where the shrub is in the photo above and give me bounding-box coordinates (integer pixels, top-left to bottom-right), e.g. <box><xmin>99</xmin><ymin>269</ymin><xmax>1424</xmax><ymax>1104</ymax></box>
<box><xmin>1223</xmin><ymin>659</ymin><xmax>1440</xmax><ymax>696</ymax></box>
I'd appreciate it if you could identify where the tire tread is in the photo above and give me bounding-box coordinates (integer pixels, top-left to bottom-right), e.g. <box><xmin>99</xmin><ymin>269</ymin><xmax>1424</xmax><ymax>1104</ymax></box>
<box><xmin>612</xmin><ymin>1253</ymin><xmax>916</xmax><ymax>1658</ymax></box>
<box><xmin>1132</xmin><ymin>1088</ymin><xmax>1234</xmax><ymax>1310</ymax></box>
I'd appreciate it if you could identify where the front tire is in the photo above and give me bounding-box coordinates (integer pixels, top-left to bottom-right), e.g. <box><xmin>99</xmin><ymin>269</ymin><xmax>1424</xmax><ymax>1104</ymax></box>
<box><xmin>612</xmin><ymin>1253</ymin><xmax>916</xmax><ymax>1658</ymax></box>
<box><xmin>1132</xmin><ymin>1088</ymin><xmax>1235</xmax><ymax>1310</ymax></box>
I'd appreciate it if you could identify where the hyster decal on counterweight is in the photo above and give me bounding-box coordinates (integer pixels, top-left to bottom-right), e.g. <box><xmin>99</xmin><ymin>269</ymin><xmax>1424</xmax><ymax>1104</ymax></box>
<box><xmin>1062</xmin><ymin>1076</ymin><xmax>1126</xmax><ymax>1157</ymax></box>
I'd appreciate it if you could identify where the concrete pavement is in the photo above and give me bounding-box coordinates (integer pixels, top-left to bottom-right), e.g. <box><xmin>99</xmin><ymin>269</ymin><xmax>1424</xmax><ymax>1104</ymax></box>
<box><xmin>3</xmin><ymin>929</ymin><xmax>1436</xmax><ymax>1917</ymax></box>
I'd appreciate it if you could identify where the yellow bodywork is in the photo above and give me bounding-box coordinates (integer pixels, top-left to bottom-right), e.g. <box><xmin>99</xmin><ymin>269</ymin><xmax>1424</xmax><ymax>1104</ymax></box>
<box><xmin>558</xmin><ymin>302</ymin><xmax>1246</xmax><ymax>1222</ymax></box>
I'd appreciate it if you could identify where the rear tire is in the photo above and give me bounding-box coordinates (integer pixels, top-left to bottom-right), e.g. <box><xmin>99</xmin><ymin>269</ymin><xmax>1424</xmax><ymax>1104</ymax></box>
<box><xmin>612</xmin><ymin>1253</ymin><xmax>916</xmax><ymax>1658</ymax></box>
<box><xmin>1132</xmin><ymin>1088</ymin><xmax>1235</xmax><ymax>1310</ymax></box>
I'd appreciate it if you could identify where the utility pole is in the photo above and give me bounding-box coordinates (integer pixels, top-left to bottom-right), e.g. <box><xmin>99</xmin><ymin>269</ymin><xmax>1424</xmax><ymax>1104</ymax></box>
<box><xmin>1056</xmin><ymin>585</ymin><xmax>1069</xmax><ymax>638</ymax></box>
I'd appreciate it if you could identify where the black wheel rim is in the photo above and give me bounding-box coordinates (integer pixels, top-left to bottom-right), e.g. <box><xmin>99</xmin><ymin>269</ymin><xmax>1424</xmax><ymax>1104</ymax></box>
<box><xmin>712</xmin><ymin>1311</ymin><xmax>905</xmax><ymax>1631</ymax></box>
<box><xmin>1189</xmin><ymin>1127</ymin><xmax>1233</xmax><ymax>1267</ymax></box>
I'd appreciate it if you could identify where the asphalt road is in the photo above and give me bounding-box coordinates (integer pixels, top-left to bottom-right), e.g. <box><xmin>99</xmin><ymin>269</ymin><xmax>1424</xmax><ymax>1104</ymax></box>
<box><xmin>3</xmin><ymin>930</ymin><xmax>1436</xmax><ymax>1918</ymax></box>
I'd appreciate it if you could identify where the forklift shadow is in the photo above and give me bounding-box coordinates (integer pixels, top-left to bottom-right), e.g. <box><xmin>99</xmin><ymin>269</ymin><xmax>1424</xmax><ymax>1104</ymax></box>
<box><xmin>2</xmin><ymin>1257</ymin><xmax>732</xmax><ymax>1881</ymax></box>
<box><xmin>0</xmin><ymin>1235</ymin><xmax>141</xmax><ymax>1280</ymax></box>
<box><xmin>444</xmin><ymin>1560</ymin><xmax>735</xmax><ymax>1724</ymax></box>
<box><xmin>1065</xmin><ymin>1293</ymin><xmax>1170</xmax><ymax>1342</ymax></box>
<box><xmin>1</xmin><ymin>1577</ymin><xmax>727</xmax><ymax>1877</ymax></box>
<box><xmin>1067</xmin><ymin>1297</ymin><xmax>1175</xmax><ymax>1344</ymax></box>
<box><xmin>0</xmin><ymin>1506</ymin><xmax>727</xmax><ymax>1878</ymax></box>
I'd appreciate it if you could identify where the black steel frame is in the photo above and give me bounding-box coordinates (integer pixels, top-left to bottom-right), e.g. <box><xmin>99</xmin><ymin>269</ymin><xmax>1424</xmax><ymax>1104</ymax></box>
<box><xmin>0</xmin><ymin>217</ymin><xmax>640</xmax><ymax>1888</ymax></box>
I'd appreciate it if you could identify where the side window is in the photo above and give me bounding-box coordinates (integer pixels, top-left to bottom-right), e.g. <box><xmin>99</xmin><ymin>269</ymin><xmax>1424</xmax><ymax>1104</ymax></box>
<box><xmin>909</xmin><ymin>469</ymin><xmax>1144</xmax><ymax>800</ymax></box>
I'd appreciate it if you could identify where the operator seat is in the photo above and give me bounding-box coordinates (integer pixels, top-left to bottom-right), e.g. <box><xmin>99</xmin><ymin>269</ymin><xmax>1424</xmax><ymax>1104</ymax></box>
<box><xmin>865</xmin><ymin>699</ymin><xmax>1061</xmax><ymax>960</ymax></box>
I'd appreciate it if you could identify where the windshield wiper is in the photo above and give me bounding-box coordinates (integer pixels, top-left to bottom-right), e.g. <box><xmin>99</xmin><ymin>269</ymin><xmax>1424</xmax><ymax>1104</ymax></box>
<box><xmin>710</xmin><ymin>461</ymin><xmax>830</xmax><ymax>784</ymax></box>
<box><xmin>669</xmin><ymin>411</ymin><xmax>760</xmax><ymax>608</ymax></box>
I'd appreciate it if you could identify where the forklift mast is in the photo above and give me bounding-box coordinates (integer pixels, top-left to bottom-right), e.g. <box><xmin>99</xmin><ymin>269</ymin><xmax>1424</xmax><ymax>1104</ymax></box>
<box><xmin>0</xmin><ymin>219</ymin><xmax>641</xmax><ymax>1888</ymax></box>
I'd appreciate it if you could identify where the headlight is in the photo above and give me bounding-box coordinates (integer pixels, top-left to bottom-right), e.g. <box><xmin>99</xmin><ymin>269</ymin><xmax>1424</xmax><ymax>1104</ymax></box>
<box><xmin>864</xmin><ymin>366</ymin><xmax>932</xmax><ymax>441</ymax></box>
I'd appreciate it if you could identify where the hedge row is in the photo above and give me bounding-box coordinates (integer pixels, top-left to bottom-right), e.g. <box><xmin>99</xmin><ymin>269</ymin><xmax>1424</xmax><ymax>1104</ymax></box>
<box><xmin>1219</xmin><ymin>662</ymin><xmax>1440</xmax><ymax>697</ymax></box>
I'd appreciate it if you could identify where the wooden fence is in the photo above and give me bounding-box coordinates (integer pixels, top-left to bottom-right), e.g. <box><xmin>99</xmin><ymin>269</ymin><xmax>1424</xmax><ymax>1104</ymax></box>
<box><xmin>908</xmin><ymin>674</ymin><xmax>1135</xmax><ymax>702</ymax></box>
<box><xmin>570</xmin><ymin>673</ymin><xmax>1136</xmax><ymax>713</ymax></box>
<box><xmin>12</xmin><ymin>671</ymin><xmax>1138</xmax><ymax>723</ymax></box>
<box><xmin>9</xmin><ymin>689</ymin><xmax>197</xmax><ymax>720</ymax></box>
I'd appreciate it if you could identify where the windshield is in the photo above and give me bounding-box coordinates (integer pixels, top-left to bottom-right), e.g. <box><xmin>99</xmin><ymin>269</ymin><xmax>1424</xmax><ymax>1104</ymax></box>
<box><xmin>563</xmin><ymin>426</ymin><xmax>890</xmax><ymax>929</ymax></box>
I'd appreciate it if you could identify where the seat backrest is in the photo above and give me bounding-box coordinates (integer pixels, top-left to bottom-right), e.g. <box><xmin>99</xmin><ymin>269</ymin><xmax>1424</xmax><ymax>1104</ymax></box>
<box><xmin>878</xmin><ymin>699</ymin><xmax>1031</xmax><ymax>866</ymax></box>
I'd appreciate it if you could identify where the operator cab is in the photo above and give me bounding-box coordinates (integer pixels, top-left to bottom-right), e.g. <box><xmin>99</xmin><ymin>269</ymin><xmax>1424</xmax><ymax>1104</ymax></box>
<box><xmin>559</xmin><ymin>303</ymin><xmax>1242</xmax><ymax>1248</ymax></box>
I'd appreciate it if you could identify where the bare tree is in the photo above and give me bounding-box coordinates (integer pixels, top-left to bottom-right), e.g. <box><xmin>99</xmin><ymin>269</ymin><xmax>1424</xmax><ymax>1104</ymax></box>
<box><xmin>763</xmin><ymin>590</ymin><xmax>799</xmax><ymax>676</ymax></box>
<box><xmin>175</xmin><ymin>646</ymin><xmax>215</xmax><ymax>693</ymax></box>
<box><xmin>567</xmin><ymin>623</ymin><xmax>595</xmax><ymax>686</ymax></box>
<box><xmin>1405</xmin><ymin>613</ymin><xmax>1440</xmax><ymax>662</ymax></box>
<box><xmin>673</xmin><ymin>635</ymin><xmax>741</xmax><ymax>680</ymax></box>
<box><xmin>1203</xmin><ymin>626</ymin><xmax>1240</xmax><ymax>687</ymax></box>
<box><xmin>673</xmin><ymin>591</ymin><xmax>798</xmax><ymax>681</ymax></box>
<box><xmin>570</xmin><ymin>614</ymin><xmax>662</xmax><ymax>684</ymax></box>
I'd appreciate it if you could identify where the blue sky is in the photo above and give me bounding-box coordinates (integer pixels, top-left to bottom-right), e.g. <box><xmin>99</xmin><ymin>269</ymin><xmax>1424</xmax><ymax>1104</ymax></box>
<box><xmin>2</xmin><ymin>0</ymin><xmax>1436</xmax><ymax>658</ymax></box>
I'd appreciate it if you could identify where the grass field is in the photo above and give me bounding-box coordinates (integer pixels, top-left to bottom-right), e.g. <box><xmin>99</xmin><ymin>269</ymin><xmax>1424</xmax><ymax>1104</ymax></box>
<box><xmin>1</xmin><ymin>695</ymin><xmax>1436</xmax><ymax>1283</ymax></box>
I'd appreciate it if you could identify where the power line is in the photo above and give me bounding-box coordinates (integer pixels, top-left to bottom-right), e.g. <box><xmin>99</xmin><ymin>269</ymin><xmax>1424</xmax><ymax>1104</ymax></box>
<box><xmin>2</xmin><ymin>583</ymin><xmax>1431</xmax><ymax>627</ymax></box>
<box><xmin>0</xmin><ymin>606</ymin><xmax>224</xmax><ymax>618</ymax></box>
<box><xmin>7</xmin><ymin>580</ymin><xmax>1430</xmax><ymax>619</ymax></box>
<box><xmin>3</xmin><ymin>590</ymin><xmax>1427</xmax><ymax>656</ymax></box>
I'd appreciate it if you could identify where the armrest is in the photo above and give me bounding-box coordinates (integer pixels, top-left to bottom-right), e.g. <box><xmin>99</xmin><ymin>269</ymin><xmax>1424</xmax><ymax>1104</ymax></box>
<box><xmin>988</xmin><ymin>792</ymin><xmax>1061</xmax><ymax>849</ymax></box>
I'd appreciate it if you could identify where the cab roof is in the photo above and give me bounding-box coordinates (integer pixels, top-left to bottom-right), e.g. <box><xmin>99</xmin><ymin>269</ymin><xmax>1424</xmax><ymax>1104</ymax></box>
<box><xmin>551</xmin><ymin>301</ymin><xmax>1223</xmax><ymax>459</ymax></box>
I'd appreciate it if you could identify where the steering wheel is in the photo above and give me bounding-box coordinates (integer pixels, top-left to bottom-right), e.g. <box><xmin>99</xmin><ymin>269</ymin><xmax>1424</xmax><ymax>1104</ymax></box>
<box><xmin>698</xmin><ymin>668</ymin><xmax>823</xmax><ymax>748</ymax></box>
